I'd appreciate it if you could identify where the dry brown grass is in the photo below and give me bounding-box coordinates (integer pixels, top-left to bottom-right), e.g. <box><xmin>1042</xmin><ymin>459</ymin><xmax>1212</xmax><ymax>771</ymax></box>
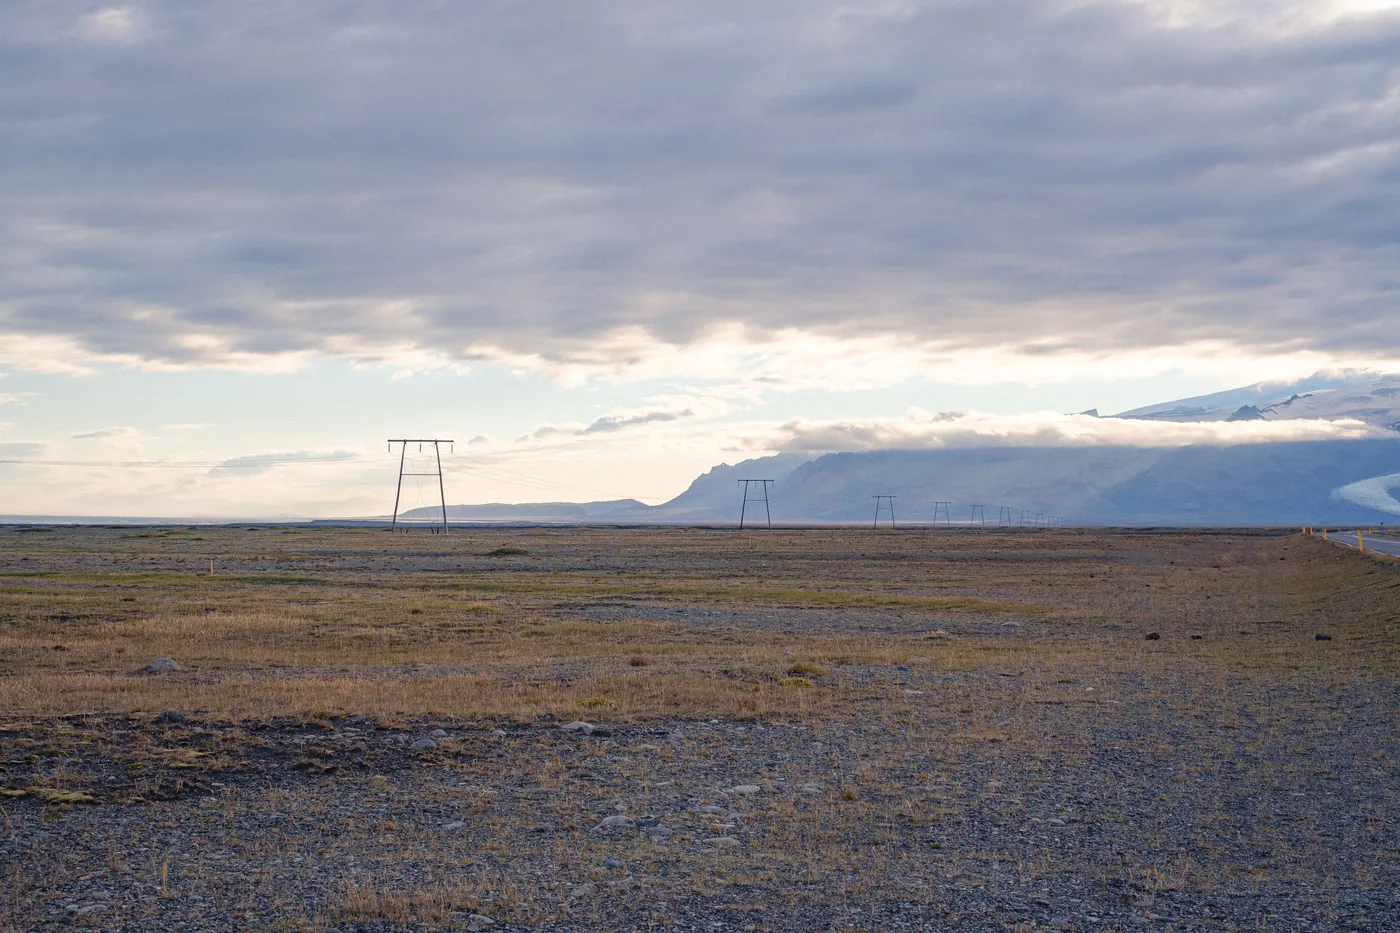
<box><xmin>0</xmin><ymin>526</ymin><xmax>1395</xmax><ymax>723</ymax></box>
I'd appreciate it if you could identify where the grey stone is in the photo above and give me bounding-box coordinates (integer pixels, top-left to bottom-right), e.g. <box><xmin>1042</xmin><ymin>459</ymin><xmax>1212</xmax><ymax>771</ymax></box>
<box><xmin>592</xmin><ymin>815</ymin><xmax>635</xmax><ymax>831</ymax></box>
<box><xmin>429</xmin><ymin>728</ymin><xmax>448</xmax><ymax>738</ymax></box>
<box><xmin>568</xmin><ymin>883</ymin><xmax>596</xmax><ymax>898</ymax></box>
<box><xmin>467</xmin><ymin>914</ymin><xmax>495</xmax><ymax>926</ymax></box>
<box><xmin>143</xmin><ymin>657</ymin><xmax>181</xmax><ymax>674</ymax></box>
<box><xmin>561</xmin><ymin>721</ymin><xmax>595</xmax><ymax>735</ymax></box>
<box><xmin>410</xmin><ymin>738</ymin><xmax>437</xmax><ymax>751</ymax></box>
<box><xmin>645</xmin><ymin>824</ymin><xmax>673</xmax><ymax>838</ymax></box>
<box><xmin>1315</xmin><ymin>633</ymin><xmax>1333</xmax><ymax>641</ymax></box>
<box><xmin>604</xmin><ymin>858</ymin><xmax>621</xmax><ymax>869</ymax></box>
<box><xmin>490</xmin><ymin>729</ymin><xmax>508</xmax><ymax>737</ymax></box>
<box><xmin>729</xmin><ymin>784</ymin><xmax>761</xmax><ymax>795</ymax></box>
<box><xmin>441</xmin><ymin>820</ymin><xmax>465</xmax><ymax>830</ymax></box>
<box><xmin>153</xmin><ymin>710</ymin><xmax>187</xmax><ymax>725</ymax></box>
<box><xmin>800</xmin><ymin>784</ymin><xmax>822</xmax><ymax>794</ymax></box>
<box><xmin>704</xmin><ymin>836</ymin><xmax>741</xmax><ymax>849</ymax></box>
<box><xmin>698</xmin><ymin>805</ymin><xmax>728</xmax><ymax>815</ymax></box>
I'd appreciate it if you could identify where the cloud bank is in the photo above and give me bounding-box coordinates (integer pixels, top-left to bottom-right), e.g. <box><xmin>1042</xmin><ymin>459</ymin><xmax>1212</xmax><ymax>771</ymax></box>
<box><xmin>758</xmin><ymin>409</ymin><xmax>1388</xmax><ymax>451</ymax></box>
<box><xmin>1</xmin><ymin>1</ymin><xmax>1399</xmax><ymax>379</ymax></box>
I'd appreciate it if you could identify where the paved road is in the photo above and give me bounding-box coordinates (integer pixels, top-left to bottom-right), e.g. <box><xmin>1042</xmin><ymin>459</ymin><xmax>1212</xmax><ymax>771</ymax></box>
<box><xmin>1331</xmin><ymin>531</ymin><xmax>1400</xmax><ymax>557</ymax></box>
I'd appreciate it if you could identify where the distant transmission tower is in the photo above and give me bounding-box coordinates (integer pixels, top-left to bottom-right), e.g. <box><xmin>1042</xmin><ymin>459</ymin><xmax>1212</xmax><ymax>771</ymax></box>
<box><xmin>931</xmin><ymin>501</ymin><xmax>952</xmax><ymax>527</ymax></box>
<box><xmin>388</xmin><ymin>438</ymin><xmax>454</xmax><ymax>534</ymax></box>
<box><xmin>872</xmin><ymin>495</ymin><xmax>897</xmax><ymax>529</ymax></box>
<box><xmin>969</xmin><ymin>504</ymin><xmax>987</xmax><ymax>526</ymax></box>
<box><xmin>1035</xmin><ymin>511</ymin><xmax>1046</xmax><ymax>527</ymax></box>
<box><xmin>737</xmin><ymin>479</ymin><xmax>773</xmax><ymax>529</ymax></box>
<box><xmin>997</xmin><ymin>506</ymin><xmax>1014</xmax><ymax>526</ymax></box>
<box><xmin>1018</xmin><ymin>509</ymin><xmax>1033</xmax><ymax>527</ymax></box>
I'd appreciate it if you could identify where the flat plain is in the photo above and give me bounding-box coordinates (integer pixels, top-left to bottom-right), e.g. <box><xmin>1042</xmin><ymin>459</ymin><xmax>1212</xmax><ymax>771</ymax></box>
<box><xmin>0</xmin><ymin>524</ymin><xmax>1396</xmax><ymax>932</ymax></box>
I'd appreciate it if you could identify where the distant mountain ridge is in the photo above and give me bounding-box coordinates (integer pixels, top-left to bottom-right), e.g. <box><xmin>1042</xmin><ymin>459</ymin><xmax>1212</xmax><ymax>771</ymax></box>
<box><xmin>407</xmin><ymin>373</ymin><xmax>1400</xmax><ymax>525</ymax></box>
<box><xmin>398</xmin><ymin>499</ymin><xmax>646</xmax><ymax>521</ymax></box>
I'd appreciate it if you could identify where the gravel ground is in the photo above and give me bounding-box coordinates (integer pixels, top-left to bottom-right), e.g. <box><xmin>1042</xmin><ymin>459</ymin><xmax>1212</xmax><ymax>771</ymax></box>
<box><xmin>4</xmin><ymin>667</ymin><xmax>1396</xmax><ymax>932</ymax></box>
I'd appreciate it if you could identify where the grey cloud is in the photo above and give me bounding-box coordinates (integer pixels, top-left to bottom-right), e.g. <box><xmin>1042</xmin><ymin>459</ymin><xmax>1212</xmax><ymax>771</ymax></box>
<box><xmin>585</xmin><ymin>409</ymin><xmax>692</xmax><ymax>433</ymax></box>
<box><xmin>209</xmin><ymin>450</ymin><xmax>358</xmax><ymax>476</ymax></box>
<box><xmin>71</xmin><ymin>427</ymin><xmax>138</xmax><ymax>441</ymax></box>
<box><xmin>518</xmin><ymin>406</ymin><xmax>694</xmax><ymax>441</ymax></box>
<box><xmin>776</xmin><ymin>81</ymin><xmax>919</xmax><ymax>116</ymax></box>
<box><xmin>1</xmin><ymin>1</ymin><xmax>1399</xmax><ymax>366</ymax></box>
<box><xmin>0</xmin><ymin>442</ymin><xmax>46</xmax><ymax>459</ymax></box>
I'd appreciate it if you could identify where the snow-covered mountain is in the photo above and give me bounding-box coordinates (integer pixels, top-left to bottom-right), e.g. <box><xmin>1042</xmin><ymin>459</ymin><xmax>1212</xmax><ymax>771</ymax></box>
<box><xmin>1115</xmin><ymin>373</ymin><xmax>1400</xmax><ymax>430</ymax></box>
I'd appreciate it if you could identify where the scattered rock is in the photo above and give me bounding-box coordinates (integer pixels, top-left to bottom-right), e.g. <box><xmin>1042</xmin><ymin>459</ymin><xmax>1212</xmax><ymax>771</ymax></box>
<box><xmin>903</xmin><ymin>689</ymin><xmax>925</xmax><ymax>696</ymax></box>
<box><xmin>1191</xmin><ymin>634</ymin><xmax>1203</xmax><ymax>640</ymax></box>
<box><xmin>645</xmin><ymin>824</ymin><xmax>673</xmax><ymax>839</ymax></box>
<box><xmin>800</xmin><ymin>783</ymin><xmax>822</xmax><ymax>794</ymax></box>
<box><xmin>561</xmin><ymin>721</ymin><xmax>595</xmax><ymax>735</ymax></box>
<box><xmin>490</xmin><ymin>729</ymin><xmax>507</xmax><ymax>737</ymax></box>
<box><xmin>410</xmin><ymin>738</ymin><xmax>437</xmax><ymax>752</ymax></box>
<box><xmin>704</xmin><ymin>836</ymin><xmax>741</xmax><ymax>849</ymax></box>
<box><xmin>604</xmin><ymin>858</ymin><xmax>621</xmax><ymax>869</ymax></box>
<box><xmin>1315</xmin><ymin>633</ymin><xmax>1333</xmax><ymax>641</ymax></box>
<box><xmin>568</xmin><ymin>883</ymin><xmax>596</xmax><ymax>899</ymax></box>
<box><xmin>142</xmin><ymin>657</ymin><xmax>181</xmax><ymax>674</ymax></box>
<box><xmin>441</xmin><ymin>820</ymin><xmax>465</xmax><ymax>831</ymax></box>
<box><xmin>153</xmin><ymin>710</ymin><xmax>187</xmax><ymax>726</ymax></box>
<box><xmin>592</xmin><ymin>815</ymin><xmax>635</xmax><ymax>832</ymax></box>
<box><xmin>729</xmin><ymin>784</ymin><xmax>761</xmax><ymax>795</ymax></box>
<box><xmin>1145</xmin><ymin>632</ymin><xmax>1160</xmax><ymax>641</ymax></box>
<box><xmin>467</xmin><ymin>914</ymin><xmax>496</xmax><ymax>927</ymax></box>
<box><xmin>429</xmin><ymin>728</ymin><xmax>448</xmax><ymax>738</ymax></box>
<box><xmin>698</xmin><ymin>804</ymin><xmax>728</xmax><ymax>815</ymax></box>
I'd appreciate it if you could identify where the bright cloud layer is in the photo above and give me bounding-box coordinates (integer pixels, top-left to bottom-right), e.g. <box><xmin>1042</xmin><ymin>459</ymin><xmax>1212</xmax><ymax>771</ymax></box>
<box><xmin>757</xmin><ymin>410</ymin><xmax>1387</xmax><ymax>452</ymax></box>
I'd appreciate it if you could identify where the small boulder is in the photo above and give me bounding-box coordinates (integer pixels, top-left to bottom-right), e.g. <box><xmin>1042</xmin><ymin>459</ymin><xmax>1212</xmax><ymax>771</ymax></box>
<box><xmin>429</xmin><ymin>728</ymin><xmax>448</xmax><ymax>738</ymax></box>
<box><xmin>568</xmin><ymin>883</ymin><xmax>596</xmax><ymax>899</ymax></box>
<box><xmin>561</xmin><ymin>721</ymin><xmax>595</xmax><ymax>735</ymax></box>
<box><xmin>153</xmin><ymin>710</ymin><xmax>187</xmax><ymax>726</ymax></box>
<box><xmin>1190</xmin><ymin>634</ymin><xmax>1203</xmax><ymax>640</ymax></box>
<box><xmin>592</xmin><ymin>814</ymin><xmax>634</xmax><ymax>832</ymax></box>
<box><xmin>410</xmin><ymin>738</ymin><xmax>437</xmax><ymax>752</ymax></box>
<box><xmin>1315</xmin><ymin>633</ymin><xmax>1333</xmax><ymax>641</ymax></box>
<box><xmin>704</xmin><ymin>836</ymin><xmax>742</xmax><ymax>849</ymax></box>
<box><xmin>143</xmin><ymin>657</ymin><xmax>182</xmax><ymax>675</ymax></box>
<box><xmin>729</xmin><ymin>784</ymin><xmax>761</xmax><ymax>795</ymax></box>
<box><xmin>1145</xmin><ymin>632</ymin><xmax>1160</xmax><ymax>641</ymax></box>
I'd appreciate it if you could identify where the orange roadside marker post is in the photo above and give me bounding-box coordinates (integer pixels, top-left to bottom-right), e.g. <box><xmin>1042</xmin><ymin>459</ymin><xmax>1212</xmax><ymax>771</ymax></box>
<box><xmin>1322</xmin><ymin>528</ymin><xmax>1327</xmax><ymax>541</ymax></box>
<box><xmin>1359</xmin><ymin>532</ymin><xmax>1364</xmax><ymax>552</ymax></box>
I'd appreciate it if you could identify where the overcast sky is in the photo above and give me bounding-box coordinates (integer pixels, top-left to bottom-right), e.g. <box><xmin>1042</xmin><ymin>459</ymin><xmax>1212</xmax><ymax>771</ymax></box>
<box><xmin>1</xmin><ymin>0</ymin><xmax>1398</xmax><ymax>516</ymax></box>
